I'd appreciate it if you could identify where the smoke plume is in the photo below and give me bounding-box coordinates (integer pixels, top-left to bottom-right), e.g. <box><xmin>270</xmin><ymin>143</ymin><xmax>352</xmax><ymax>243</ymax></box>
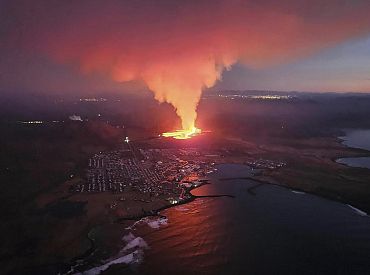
<box><xmin>3</xmin><ymin>0</ymin><xmax>370</xmax><ymax>130</ymax></box>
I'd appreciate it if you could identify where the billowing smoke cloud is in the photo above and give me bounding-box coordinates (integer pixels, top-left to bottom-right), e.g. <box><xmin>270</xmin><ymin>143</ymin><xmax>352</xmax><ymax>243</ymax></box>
<box><xmin>3</xmin><ymin>0</ymin><xmax>370</xmax><ymax>130</ymax></box>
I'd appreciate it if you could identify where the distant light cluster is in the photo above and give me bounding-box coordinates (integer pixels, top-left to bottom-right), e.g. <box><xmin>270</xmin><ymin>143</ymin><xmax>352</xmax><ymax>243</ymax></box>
<box><xmin>248</xmin><ymin>95</ymin><xmax>292</xmax><ymax>100</ymax></box>
<box><xmin>215</xmin><ymin>94</ymin><xmax>293</xmax><ymax>100</ymax></box>
<box><xmin>18</xmin><ymin>120</ymin><xmax>66</xmax><ymax>125</ymax></box>
<box><xmin>20</xmin><ymin>120</ymin><xmax>43</xmax><ymax>124</ymax></box>
<box><xmin>79</xmin><ymin>98</ymin><xmax>107</xmax><ymax>102</ymax></box>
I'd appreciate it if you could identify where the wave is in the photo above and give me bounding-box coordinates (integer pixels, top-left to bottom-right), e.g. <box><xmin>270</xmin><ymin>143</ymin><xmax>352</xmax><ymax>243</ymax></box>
<box><xmin>121</xmin><ymin>236</ymin><xmax>149</xmax><ymax>251</ymax></box>
<box><xmin>347</xmin><ymin>204</ymin><xmax>368</xmax><ymax>217</ymax></box>
<box><xmin>147</xmin><ymin>217</ymin><xmax>168</xmax><ymax>229</ymax></box>
<box><xmin>75</xmin><ymin>232</ymin><xmax>149</xmax><ymax>275</ymax></box>
<box><xmin>122</xmin><ymin>232</ymin><xmax>135</xmax><ymax>242</ymax></box>
<box><xmin>78</xmin><ymin>250</ymin><xmax>143</xmax><ymax>275</ymax></box>
<box><xmin>291</xmin><ymin>190</ymin><xmax>306</xmax><ymax>195</ymax></box>
<box><xmin>125</xmin><ymin>216</ymin><xmax>168</xmax><ymax>230</ymax></box>
<box><xmin>125</xmin><ymin>218</ymin><xmax>147</xmax><ymax>230</ymax></box>
<box><xmin>76</xmin><ymin>215</ymin><xmax>169</xmax><ymax>274</ymax></box>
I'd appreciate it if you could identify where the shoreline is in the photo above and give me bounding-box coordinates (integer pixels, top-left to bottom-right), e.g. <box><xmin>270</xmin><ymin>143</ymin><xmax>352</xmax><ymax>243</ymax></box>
<box><xmin>115</xmin><ymin>181</ymin><xmax>213</xmax><ymax>222</ymax></box>
<box><xmin>332</xmin><ymin>135</ymin><xmax>370</xmax><ymax>163</ymax></box>
<box><xmin>71</xmin><ymin>133</ymin><xmax>370</xmax><ymax>272</ymax></box>
<box><xmin>336</xmin><ymin>156</ymin><xmax>370</xmax><ymax>170</ymax></box>
<box><xmin>61</xmin><ymin>180</ymin><xmax>216</xmax><ymax>274</ymax></box>
<box><xmin>63</xmin><ymin>161</ymin><xmax>370</xmax><ymax>274</ymax></box>
<box><xmin>221</xmin><ymin>173</ymin><xmax>369</xmax><ymax>217</ymax></box>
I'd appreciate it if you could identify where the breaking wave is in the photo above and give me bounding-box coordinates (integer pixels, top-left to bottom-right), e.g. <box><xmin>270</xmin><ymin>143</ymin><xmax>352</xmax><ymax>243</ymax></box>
<box><xmin>291</xmin><ymin>190</ymin><xmax>306</xmax><ymax>195</ymax></box>
<box><xmin>75</xmin><ymin>233</ymin><xmax>149</xmax><ymax>275</ymax></box>
<box><xmin>347</xmin><ymin>204</ymin><xmax>368</xmax><ymax>217</ymax></box>
<box><xmin>147</xmin><ymin>217</ymin><xmax>168</xmax><ymax>229</ymax></box>
<box><xmin>125</xmin><ymin>216</ymin><xmax>168</xmax><ymax>230</ymax></box>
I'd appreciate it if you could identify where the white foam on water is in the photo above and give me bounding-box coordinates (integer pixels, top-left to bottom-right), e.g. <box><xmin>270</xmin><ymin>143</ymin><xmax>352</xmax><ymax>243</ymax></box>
<box><xmin>147</xmin><ymin>217</ymin><xmax>168</xmax><ymax>229</ymax></box>
<box><xmin>75</xmin><ymin>215</ymin><xmax>168</xmax><ymax>274</ymax></box>
<box><xmin>62</xmin><ymin>261</ymin><xmax>83</xmax><ymax>275</ymax></box>
<box><xmin>347</xmin><ymin>204</ymin><xmax>368</xmax><ymax>217</ymax></box>
<box><xmin>74</xmin><ymin>232</ymin><xmax>150</xmax><ymax>275</ymax></box>
<box><xmin>122</xmin><ymin>232</ymin><xmax>135</xmax><ymax>242</ymax></box>
<box><xmin>291</xmin><ymin>190</ymin><xmax>306</xmax><ymax>195</ymax></box>
<box><xmin>125</xmin><ymin>216</ymin><xmax>169</xmax><ymax>231</ymax></box>
<box><xmin>124</xmin><ymin>217</ymin><xmax>147</xmax><ymax>230</ymax></box>
<box><xmin>77</xmin><ymin>250</ymin><xmax>143</xmax><ymax>275</ymax></box>
<box><xmin>121</xmin><ymin>237</ymin><xmax>149</xmax><ymax>251</ymax></box>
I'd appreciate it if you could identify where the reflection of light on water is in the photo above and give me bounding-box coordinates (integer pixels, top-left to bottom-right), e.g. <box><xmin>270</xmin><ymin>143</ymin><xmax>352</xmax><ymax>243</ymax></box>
<box><xmin>135</xmin><ymin>196</ymin><xmax>228</xmax><ymax>274</ymax></box>
<box><xmin>162</xmin><ymin>127</ymin><xmax>201</xmax><ymax>140</ymax></box>
<box><xmin>110</xmin><ymin>164</ymin><xmax>370</xmax><ymax>274</ymax></box>
<box><xmin>174</xmin><ymin>206</ymin><xmax>190</xmax><ymax>212</ymax></box>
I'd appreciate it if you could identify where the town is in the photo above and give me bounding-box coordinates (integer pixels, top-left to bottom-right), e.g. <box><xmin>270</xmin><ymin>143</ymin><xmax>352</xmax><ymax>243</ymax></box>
<box><xmin>68</xmin><ymin>137</ymin><xmax>288</xmax><ymax>210</ymax></box>
<box><xmin>70</xmin><ymin>140</ymin><xmax>217</xmax><ymax>205</ymax></box>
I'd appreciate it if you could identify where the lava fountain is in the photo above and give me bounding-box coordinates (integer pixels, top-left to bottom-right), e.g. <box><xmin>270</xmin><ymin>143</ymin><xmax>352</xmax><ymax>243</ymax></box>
<box><xmin>162</xmin><ymin>127</ymin><xmax>202</xmax><ymax>140</ymax></box>
<box><xmin>140</xmin><ymin>58</ymin><xmax>228</xmax><ymax>140</ymax></box>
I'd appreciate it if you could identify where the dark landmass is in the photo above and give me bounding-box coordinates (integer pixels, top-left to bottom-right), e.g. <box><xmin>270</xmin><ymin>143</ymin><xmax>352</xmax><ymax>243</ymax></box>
<box><xmin>1</xmin><ymin>91</ymin><xmax>370</xmax><ymax>274</ymax></box>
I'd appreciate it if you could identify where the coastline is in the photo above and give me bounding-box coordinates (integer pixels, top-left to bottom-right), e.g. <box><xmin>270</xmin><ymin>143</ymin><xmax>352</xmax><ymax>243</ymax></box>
<box><xmin>333</xmin><ymin>135</ymin><xmax>370</xmax><ymax>163</ymax></box>
<box><xmin>63</xmin><ymin>158</ymin><xmax>370</xmax><ymax>274</ymax></box>
<box><xmin>249</xmin><ymin>177</ymin><xmax>369</xmax><ymax>216</ymax></box>
<box><xmin>112</xmin><ymin>159</ymin><xmax>370</xmax><ymax>223</ymax></box>
<box><xmin>221</xmin><ymin>169</ymin><xmax>369</xmax><ymax>222</ymax></box>
<box><xmin>115</xmin><ymin>181</ymin><xmax>212</xmax><ymax>222</ymax></box>
<box><xmin>61</xmin><ymin>180</ymin><xmax>214</xmax><ymax>274</ymax></box>
<box><xmin>63</xmin><ymin>130</ymin><xmax>370</xmax><ymax>274</ymax></box>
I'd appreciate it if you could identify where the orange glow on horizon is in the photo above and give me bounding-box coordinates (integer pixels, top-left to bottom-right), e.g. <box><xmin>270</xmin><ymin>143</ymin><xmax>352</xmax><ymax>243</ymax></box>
<box><xmin>10</xmin><ymin>0</ymin><xmax>370</xmax><ymax>123</ymax></box>
<box><xmin>162</xmin><ymin>127</ymin><xmax>202</xmax><ymax>140</ymax></box>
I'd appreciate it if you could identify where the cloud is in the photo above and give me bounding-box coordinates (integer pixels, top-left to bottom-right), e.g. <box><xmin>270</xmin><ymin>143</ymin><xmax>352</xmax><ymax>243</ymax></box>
<box><xmin>2</xmin><ymin>0</ymin><xmax>370</xmax><ymax>129</ymax></box>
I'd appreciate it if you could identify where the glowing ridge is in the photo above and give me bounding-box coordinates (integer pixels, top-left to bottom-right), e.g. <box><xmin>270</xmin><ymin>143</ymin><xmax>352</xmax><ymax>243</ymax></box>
<box><xmin>162</xmin><ymin>127</ymin><xmax>202</xmax><ymax>140</ymax></box>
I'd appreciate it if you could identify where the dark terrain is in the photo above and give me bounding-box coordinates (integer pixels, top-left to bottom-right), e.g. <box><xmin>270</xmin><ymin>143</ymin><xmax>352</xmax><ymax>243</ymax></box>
<box><xmin>1</xmin><ymin>91</ymin><xmax>370</xmax><ymax>274</ymax></box>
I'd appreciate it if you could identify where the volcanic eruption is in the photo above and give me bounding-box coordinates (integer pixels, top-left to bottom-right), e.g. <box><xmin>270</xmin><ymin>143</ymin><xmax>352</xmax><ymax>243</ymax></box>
<box><xmin>5</xmin><ymin>0</ymin><xmax>370</xmax><ymax>139</ymax></box>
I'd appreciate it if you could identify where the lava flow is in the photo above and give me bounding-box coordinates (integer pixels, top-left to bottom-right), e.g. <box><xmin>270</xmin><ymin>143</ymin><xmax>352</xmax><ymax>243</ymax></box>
<box><xmin>162</xmin><ymin>127</ymin><xmax>202</xmax><ymax>140</ymax></box>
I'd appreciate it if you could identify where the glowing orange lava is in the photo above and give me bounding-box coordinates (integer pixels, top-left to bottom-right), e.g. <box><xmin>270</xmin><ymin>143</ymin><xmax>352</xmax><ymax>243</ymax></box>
<box><xmin>162</xmin><ymin>127</ymin><xmax>202</xmax><ymax>140</ymax></box>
